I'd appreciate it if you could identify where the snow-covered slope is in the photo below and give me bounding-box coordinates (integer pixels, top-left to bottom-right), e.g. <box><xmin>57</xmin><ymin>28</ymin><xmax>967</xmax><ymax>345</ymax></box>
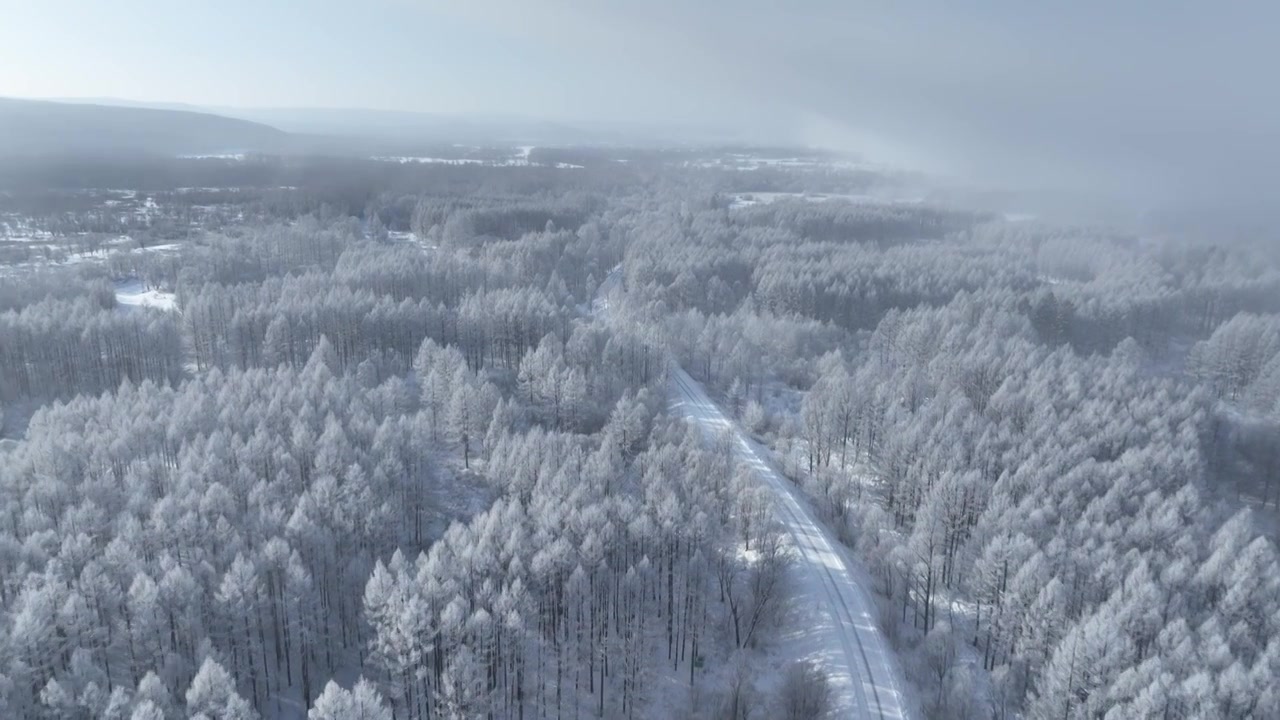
<box><xmin>668</xmin><ymin>364</ymin><xmax>912</xmax><ymax>720</ymax></box>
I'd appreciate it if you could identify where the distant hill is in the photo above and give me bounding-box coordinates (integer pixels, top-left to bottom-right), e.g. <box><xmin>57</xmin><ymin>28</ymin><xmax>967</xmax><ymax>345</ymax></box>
<box><xmin>7</xmin><ymin>97</ymin><xmax>747</xmax><ymax>156</ymax></box>
<box><xmin>0</xmin><ymin>98</ymin><xmax>291</xmax><ymax>157</ymax></box>
<box><xmin>42</xmin><ymin>98</ymin><xmax>597</xmax><ymax>146</ymax></box>
<box><xmin>50</xmin><ymin>98</ymin><xmax>632</xmax><ymax>145</ymax></box>
<box><xmin>217</xmin><ymin>107</ymin><xmax>595</xmax><ymax>145</ymax></box>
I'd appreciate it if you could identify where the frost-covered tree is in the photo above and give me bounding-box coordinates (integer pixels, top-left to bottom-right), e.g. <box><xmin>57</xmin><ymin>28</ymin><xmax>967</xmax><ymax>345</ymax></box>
<box><xmin>186</xmin><ymin>658</ymin><xmax>257</xmax><ymax>720</ymax></box>
<box><xmin>308</xmin><ymin>679</ymin><xmax>392</xmax><ymax>720</ymax></box>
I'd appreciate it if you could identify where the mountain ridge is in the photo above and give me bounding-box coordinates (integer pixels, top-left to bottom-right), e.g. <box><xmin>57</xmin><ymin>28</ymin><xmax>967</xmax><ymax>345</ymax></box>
<box><xmin>0</xmin><ymin>97</ymin><xmax>293</xmax><ymax>157</ymax></box>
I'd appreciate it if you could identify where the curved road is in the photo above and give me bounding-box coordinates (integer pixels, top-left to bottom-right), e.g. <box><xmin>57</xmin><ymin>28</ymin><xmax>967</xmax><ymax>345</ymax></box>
<box><xmin>595</xmin><ymin>265</ymin><xmax>911</xmax><ymax>718</ymax></box>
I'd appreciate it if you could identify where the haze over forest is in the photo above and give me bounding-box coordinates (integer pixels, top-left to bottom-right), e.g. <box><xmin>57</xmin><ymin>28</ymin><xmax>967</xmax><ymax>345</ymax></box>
<box><xmin>5</xmin><ymin>1</ymin><xmax>1280</xmax><ymax>223</ymax></box>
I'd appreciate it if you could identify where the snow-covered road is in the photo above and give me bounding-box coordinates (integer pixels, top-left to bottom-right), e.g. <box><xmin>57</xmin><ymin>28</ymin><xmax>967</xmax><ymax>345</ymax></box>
<box><xmin>668</xmin><ymin>364</ymin><xmax>912</xmax><ymax>720</ymax></box>
<box><xmin>591</xmin><ymin>265</ymin><xmax>911</xmax><ymax>718</ymax></box>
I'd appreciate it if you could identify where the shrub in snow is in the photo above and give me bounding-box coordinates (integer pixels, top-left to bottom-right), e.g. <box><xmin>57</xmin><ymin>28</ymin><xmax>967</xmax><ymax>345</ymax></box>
<box><xmin>777</xmin><ymin>661</ymin><xmax>831</xmax><ymax>720</ymax></box>
<box><xmin>743</xmin><ymin>399</ymin><xmax>768</xmax><ymax>435</ymax></box>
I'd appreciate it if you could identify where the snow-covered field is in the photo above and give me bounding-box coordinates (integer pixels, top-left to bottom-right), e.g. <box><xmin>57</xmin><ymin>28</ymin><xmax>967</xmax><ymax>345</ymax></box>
<box><xmin>687</xmin><ymin>153</ymin><xmax>881</xmax><ymax>173</ymax></box>
<box><xmin>0</xmin><ymin>235</ymin><xmax>183</xmax><ymax>275</ymax></box>
<box><xmin>387</xmin><ymin>230</ymin><xmax>438</xmax><ymax>251</ymax></box>
<box><xmin>1003</xmin><ymin>212</ymin><xmax>1038</xmax><ymax>222</ymax></box>
<box><xmin>668</xmin><ymin>365</ymin><xmax>913</xmax><ymax>719</ymax></box>
<box><xmin>728</xmin><ymin>191</ymin><xmax>924</xmax><ymax>209</ymax></box>
<box><xmin>374</xmin><ymin>155</ymin><xmax>518</xmax><ymax>166</ymax></box>
<box><xmin>115</xmin><ymin>279</ymin><xmax>178</xmax><ymax>312</ymax></box>
<box><xmin>370</xmin><ymin>152</ymin><xmax>582</xmax><ymax>169</ymax></box>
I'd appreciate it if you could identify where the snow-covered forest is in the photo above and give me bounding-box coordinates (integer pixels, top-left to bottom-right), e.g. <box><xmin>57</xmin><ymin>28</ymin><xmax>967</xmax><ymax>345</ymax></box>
<box><xmin>1</xmin><ymin>151</ymin><xmax>1278</xmax><ymax>719</ymax></box>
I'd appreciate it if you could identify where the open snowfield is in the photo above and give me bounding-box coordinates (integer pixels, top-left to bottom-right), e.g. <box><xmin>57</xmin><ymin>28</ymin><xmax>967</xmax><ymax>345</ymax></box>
<box><xmin>1002</xmin><ymin>211</ymin><xmax>1038</xmax><ymax>222</ymax></box>
<box><xmin>728</xmin><ymin>191</ymin><xmax>925</xmax><ymax>209</ymax></box>
<box><xmin>115</xmin><ymin>279</ymin><xmax>178</xmax><ymax>312</ymax></box>
<box><xmin>685</xmin><ymin>153</ymin><xmax>882</xmax><ymax>173</ymax></box>
<box><xmin>668</xmin><ymin>365</ymin><xmax>913</xmax><ymax>720</ymax></box>
<box><xmin>371</xmin><ymin>153</ymin><xmax>583</xmax><ymax>169</ymax></box>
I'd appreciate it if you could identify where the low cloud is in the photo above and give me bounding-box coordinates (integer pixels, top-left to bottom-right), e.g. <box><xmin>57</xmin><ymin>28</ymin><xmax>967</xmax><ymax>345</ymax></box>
<box><xmin>437</xmin><ymin>0</ymin><xmax>1280</xmax><ymax>221</ymax></box>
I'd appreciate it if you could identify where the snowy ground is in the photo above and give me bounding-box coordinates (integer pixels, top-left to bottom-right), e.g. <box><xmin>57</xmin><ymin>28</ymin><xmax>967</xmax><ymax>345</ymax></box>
<box><xmin>591</xmin><ymin>264</ymin><xmax>623</xmax><ymax>315</ymax></box>
<box><xmin>668</xmin><ymin>365</ymin><xmax>913</xmax><ymax>719</ymax></box>
<box><xmin>0</xmin><ymin>234</ymin><xmax>183</xmax><ymax>275</ymax></box>
<box><xmin>685</xmin><ymin>153</ymin><xmax>882</xmax><ymax>173</ymax></box>
<box><xmin>1003</xmin><ymin>211</ymin><xmax>1038</xmax><ymax>222</ymax></box>
<box><xmin>727</xmin><ymin>191</ymin><xmax>924</xmax><ymax>210</ymax></box>
<box><xmin>115</xmin><ymin>279</ymin><xmax>178</xmax><ymax>312</ymax></box>
<box><xmin>370</xmin><ymin>152</ymin><xmax>582</xmax><ymax>169</ymax></box>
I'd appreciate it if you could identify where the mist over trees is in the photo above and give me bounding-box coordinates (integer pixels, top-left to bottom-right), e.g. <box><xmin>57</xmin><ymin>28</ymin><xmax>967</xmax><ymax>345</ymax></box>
<box><xmin>0</xmin><ymin>150</ymin><xmax>1277</xmax><ymax>719</ymax></box>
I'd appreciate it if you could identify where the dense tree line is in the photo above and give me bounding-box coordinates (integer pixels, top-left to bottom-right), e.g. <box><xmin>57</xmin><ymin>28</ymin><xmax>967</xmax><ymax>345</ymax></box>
<box><xmin>0</xmin><ymin>269</ymin><xmax>116</xmax><ymax>313</ymax></box>
<box><xmin>3</xmin><ymin>153</ymin><xmax>1277</xmax><ymax>718</ymax></box>
<box><xmin>0</xmin><ymin>331</ymin><xmax>793</xmax><ymax>718</ymax></box>
<box><xmin>0</xmin><ymin>295</ymin><xmax>182</xmax><ymax>402</ymax></box>
<box><xmin>0</xmin><ymin>168</ymin><xmax>816</xmax><ymax>719</ymax></box>
<box><xmin>789</xmin><ymin>297</ymin><xmax>1278</xmax><ymax>717</ymax></box>
<box><xmin>620</xmin><ymin>203</ymin><xmax>1027</xmax><ymax>332</ymax></box>
<box><xmin>615</xmin><ymin>195</ymin><xmax>1280</xmax><ymax>717</ymax></box>
<box><xmin>362</xmin><ymin>411</ymin><xmax>791</xmax><ymax>719</ymax></box>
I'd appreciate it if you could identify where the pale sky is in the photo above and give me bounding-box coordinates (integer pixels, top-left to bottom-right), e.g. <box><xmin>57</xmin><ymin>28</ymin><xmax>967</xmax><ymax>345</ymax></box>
<box><xmin>3</xmin><ymin>0</ymin><xmax>1278</xmax><ymax>207</ymax></box>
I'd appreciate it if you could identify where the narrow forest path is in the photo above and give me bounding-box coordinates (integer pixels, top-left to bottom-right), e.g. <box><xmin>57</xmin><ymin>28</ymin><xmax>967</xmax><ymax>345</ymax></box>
<box><xmin>593</xmin><ymin>266</ymin><xmax>912</xmax><ymax>719</ymax></box>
